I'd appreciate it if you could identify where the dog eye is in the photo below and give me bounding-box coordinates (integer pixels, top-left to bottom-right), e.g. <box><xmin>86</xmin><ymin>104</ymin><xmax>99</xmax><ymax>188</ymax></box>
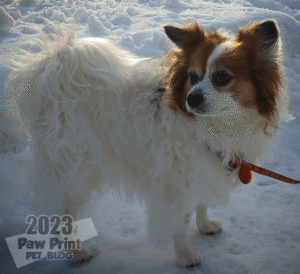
<box><xmin>189</xmin><ymin>71</ymin><xmax>200</xmax><ymax>86</ymax></box>
<box><xmin>212</xmin><ymin>71</ymin><xmax>232</xmax><ymax>87</ymax></box>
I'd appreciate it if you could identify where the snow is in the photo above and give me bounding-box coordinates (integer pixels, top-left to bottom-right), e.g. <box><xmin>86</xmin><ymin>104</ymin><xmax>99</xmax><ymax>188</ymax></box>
<box><xmin>0</xmin><ymin>7</ymin><xmax>14</xmax><ymax>31</ymax></box>
<box><xmin>0</xmin><ymin>0</ymin><xmax>300</xmax><ymax>273</ymax></box>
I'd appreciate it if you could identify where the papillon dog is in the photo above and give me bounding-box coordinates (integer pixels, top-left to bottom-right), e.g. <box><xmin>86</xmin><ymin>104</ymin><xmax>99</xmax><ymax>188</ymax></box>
<box><xmin>6</xmin><ymin>19</ymin><xmax>292</xmax><ymax>267</ymax></box>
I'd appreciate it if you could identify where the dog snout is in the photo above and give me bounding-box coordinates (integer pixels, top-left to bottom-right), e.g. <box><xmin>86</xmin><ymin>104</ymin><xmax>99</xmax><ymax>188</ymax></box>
<box><xmin>187</xmin><ymin>89</ymin><xmax>205</xmax><ymax>109</ymax></box>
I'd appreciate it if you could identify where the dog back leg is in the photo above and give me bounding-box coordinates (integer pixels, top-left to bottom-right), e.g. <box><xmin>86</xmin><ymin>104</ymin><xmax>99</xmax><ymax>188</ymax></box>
<box><xmin>63</xmin><ymin>195</ymin><xmax>93</xmax><ymax>263</ymax></box>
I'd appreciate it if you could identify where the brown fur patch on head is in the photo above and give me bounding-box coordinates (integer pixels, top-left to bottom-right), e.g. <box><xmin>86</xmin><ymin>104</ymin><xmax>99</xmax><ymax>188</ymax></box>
<box><xmin>212</xmin><ymin>41</ymin><xmax>258</xmax><ymax>109</ymax></box>
<box><xmin>235</xmin><ymin>20</ymin><xmax>282</xmax><ymax>122</ymax></box>
<box><xmin>162</xmin><ymin>22</ymin><xmax>226</xmax><ymax>117</ymax></box>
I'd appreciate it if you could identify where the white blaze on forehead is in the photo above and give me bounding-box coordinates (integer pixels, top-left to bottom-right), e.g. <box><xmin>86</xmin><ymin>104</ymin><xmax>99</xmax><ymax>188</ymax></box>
<box><xmin>206</xmin><ymin>40</ymin><xmax>233</xmax><ymax>72</ymax></box>
<box><xmin>194</xmin><ymin>40</ymin><xmax>234</xmax><ymax>94</ymax></box>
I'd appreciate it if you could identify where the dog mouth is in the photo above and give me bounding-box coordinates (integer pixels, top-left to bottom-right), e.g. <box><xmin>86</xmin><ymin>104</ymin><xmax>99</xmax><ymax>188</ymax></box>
<box><xmin>187</xmin><ymin>104</ymin><xmax>230</xmax><ymax>116</ymax></box>
<box><xmin>188</xmin><ymin>104</ymin><xmax>210</xmax><ymax>115</ymax></box>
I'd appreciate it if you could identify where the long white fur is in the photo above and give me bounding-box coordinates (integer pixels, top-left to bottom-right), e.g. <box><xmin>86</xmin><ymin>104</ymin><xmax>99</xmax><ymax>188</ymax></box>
<box><xmin>5</xmin><ymin>22</ymin><xmax>290</xmax><ymax>267</ymax></box>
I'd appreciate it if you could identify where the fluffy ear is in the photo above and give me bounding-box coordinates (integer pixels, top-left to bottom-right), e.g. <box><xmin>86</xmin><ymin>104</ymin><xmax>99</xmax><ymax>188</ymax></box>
<box><xmin>238</xmin><ymin>19</ymin><xmax>280</xmax><ymax>52</ymax></box>
<box><xmin>253</xmin><ymin>19</ymin><xmax>279</xmax><ymax>48</ymax></box>
<box><xmin>164</xmin><ymin>22</ymin><xmax>205</xmax><ymax>49</ymax></box>
<box><xmin>237</xmin><ymin>19</ymin><xmax>283</xmax><ymax>121</ymax></box>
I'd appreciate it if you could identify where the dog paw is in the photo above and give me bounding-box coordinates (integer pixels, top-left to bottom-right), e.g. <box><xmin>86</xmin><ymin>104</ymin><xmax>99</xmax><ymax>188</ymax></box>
<box><xmin>177</xmin><ymin>252</ymin><xmax>201</xmax><ymax>268</ymax></box>
<box><xmin>198</xmin><ymin>219</ymin><xmax>222</xmax><ymax>235</ymax></box>
<box><xmin>71</xmin><ymin>246</ymin><xmax>93</xmax><ymax>263</ymax></box>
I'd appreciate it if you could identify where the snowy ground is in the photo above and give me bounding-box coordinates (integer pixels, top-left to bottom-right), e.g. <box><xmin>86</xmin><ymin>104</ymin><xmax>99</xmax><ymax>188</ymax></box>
<box><xmin>1</xmin><ymin>0</ymin><xmax>300</xmax><ymax>273</ymax></box>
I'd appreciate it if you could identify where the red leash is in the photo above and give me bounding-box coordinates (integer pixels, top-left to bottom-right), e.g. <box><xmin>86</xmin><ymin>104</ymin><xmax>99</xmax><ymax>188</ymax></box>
<box><xmin>235</xmin><ymin>158</ymin><xmax>300</xmax><ymax>185</ymax></box>
<box><xmin>216</xmin><ymin>152</ymin><xmax>300</xmax><ymax>185</ymax></box>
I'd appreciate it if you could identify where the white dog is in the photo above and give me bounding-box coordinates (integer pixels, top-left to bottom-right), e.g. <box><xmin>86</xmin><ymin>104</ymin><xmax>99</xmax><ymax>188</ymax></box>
<box><xmin>6</xmin><ymin>19</ymin><xmax>292</xmax><ymax>267</ymax></box>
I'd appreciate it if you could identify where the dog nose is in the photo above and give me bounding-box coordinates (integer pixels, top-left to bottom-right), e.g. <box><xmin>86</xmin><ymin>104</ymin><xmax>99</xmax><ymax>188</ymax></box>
<box><xmin>187</xmin><ymin>91</ymin><xmax>204</xmax><ymax>108</ymax></box>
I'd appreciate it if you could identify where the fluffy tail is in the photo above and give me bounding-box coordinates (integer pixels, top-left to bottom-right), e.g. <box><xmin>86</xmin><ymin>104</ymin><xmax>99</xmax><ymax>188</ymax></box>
<box><xmin>6</xmin><ymin>22</ymin><xmax>134</xmax><ymax>173</ymax></box>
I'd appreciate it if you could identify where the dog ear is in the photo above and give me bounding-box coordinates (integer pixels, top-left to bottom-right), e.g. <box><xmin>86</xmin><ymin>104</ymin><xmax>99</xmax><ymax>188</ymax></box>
<box><xmin>237</xmin><ymin>19</ymin><xmax>280</xmax><ymax>53</ymax></box>
<box><xmin>252</xmin><ymin>19</ymin><xmax>279</xmax><ymax>49</ymax></box>
<box><xmin>164</xmin><ymin>22</ymin><xmax>205</xmax><ymax>49</ymax></box>
<box><xmin>237</xmin><ymin>20</ymin><xmax>282</xmax><ymax>120</ymax></box>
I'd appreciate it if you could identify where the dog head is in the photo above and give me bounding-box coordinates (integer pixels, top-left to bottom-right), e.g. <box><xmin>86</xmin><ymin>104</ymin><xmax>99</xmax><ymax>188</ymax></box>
<box><xmin>163</xmin><ymin>20</ymin><xmax>283</xmax><ymax>124</ymax></box>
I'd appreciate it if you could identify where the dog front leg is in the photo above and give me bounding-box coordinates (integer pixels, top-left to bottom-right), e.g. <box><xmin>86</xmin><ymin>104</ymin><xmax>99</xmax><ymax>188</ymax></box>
<box><xmin>195</xmin><ymin>203</ymin><xmax>222</xmax><ymax>234</ymax></box>
<box><xmin>174</xmin><ymin>212</ymin><xmax>201</xmax><ymax>267</ymax></box>
<box><xmin>64</xmin><ymin>197</ymin><xmax>93</xmax><ymax>263</ymax></box>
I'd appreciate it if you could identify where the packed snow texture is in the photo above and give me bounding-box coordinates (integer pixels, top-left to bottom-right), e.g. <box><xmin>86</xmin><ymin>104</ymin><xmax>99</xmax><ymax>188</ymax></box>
<box><xmin>0</xmin><ymin>0</ymin><xmax>300</xmax><ymax>273</ymax></box>
<box><xmin>0</xmin><ymin>7</ymin><xmax>14</xmax><ymax>31</ymax></box>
